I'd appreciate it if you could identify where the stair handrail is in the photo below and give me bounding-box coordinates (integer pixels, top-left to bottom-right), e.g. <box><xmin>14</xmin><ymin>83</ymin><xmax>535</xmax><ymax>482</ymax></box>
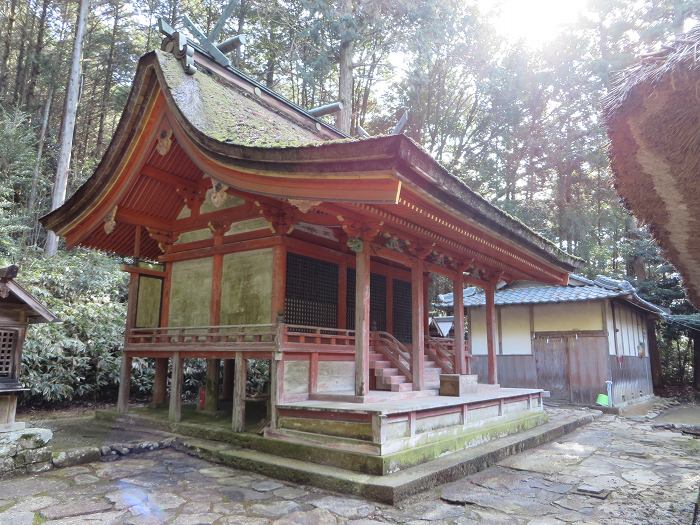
<box><xmin>371</xmin><ymin>331</ymin><xmax>412</xmax><ymax>379</ymax></box>
<box><xmin>426</xmin><ymin>337</ymin><xmax>455</xmax><ymax>374</ymax></box>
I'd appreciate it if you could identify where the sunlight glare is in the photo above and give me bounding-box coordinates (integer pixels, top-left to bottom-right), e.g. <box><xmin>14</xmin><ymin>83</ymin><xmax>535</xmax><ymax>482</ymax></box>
<box><xmin>481</xmin><ymin>0</ymin><xmax>587</xmax><ymax>47</ymax></box>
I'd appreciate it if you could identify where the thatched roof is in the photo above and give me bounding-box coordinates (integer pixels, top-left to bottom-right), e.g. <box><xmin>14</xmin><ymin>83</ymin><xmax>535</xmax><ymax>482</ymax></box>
<box><xmin>605</xmin><ymin>26</ymin><xmax>700</xmax><ymax>307</ymax></box>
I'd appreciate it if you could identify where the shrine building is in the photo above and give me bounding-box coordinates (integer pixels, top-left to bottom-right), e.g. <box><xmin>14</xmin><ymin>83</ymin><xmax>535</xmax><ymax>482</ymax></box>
<box><xmin>41</xmin><ymin>27</ymin><xmax>580</xmax><ymax>475</ymax></box>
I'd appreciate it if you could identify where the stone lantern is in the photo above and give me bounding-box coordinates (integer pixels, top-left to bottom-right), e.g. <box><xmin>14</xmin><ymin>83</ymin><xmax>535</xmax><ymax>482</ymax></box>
<box><xmin>0</xmin><ymin>265</ymin><xmax>55</xmax><ymax>431</ymax></box>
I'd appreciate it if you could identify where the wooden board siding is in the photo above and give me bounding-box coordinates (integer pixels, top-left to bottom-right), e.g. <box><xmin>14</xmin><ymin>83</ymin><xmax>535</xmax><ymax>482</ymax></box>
<box><xmin>533</xmin><ymin>337</ymin><xmax>570</xmax><ymax>400</ymax></box>
<box><xmin>473</xmin><ymin>334</ymin><xmax>610</xmax><ymax>405</ymax></box>
<box><xmin>568</xmin><ymin>335</ymin><xmax>609</xmax><ymax>404</ymax></box>
<box><xmin>609</xmin><ymin>355</ymin><xmax>653</xmax><ymax>405</ymax></box>
<box><xmin>471</xmin><ymin>355</ymin><xmax>538</xmax><ymax>389</ymax></box>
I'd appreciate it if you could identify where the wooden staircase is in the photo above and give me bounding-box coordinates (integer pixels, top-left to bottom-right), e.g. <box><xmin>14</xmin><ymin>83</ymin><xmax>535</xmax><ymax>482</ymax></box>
<box><xmin>370</xmin><ymin>332</ymin><xmax>443</xmax><ymax>392</ymax></box>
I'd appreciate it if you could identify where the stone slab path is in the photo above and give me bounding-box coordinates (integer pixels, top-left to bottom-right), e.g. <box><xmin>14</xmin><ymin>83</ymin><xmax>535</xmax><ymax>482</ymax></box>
<box><xmin>0</xmin><ymin>408</ymin><xmax>698</xmax><ymax>524</ymax></box>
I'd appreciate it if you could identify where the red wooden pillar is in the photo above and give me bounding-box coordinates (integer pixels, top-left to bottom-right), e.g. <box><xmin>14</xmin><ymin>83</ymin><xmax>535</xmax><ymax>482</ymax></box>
<box><xmin>453</xmin><ymin>274</ymin><xmax>466</xmax><ymax>374</ymax></box>
<box><xmin>338</xmin><ymin>259</ymin><xmax>347</xmax><ymax>329</ymax></box>
<box><xmin>271</xmin><ymin>243</ymin><xmax>287</xmax><ymax>320</ymax></box>
<box><xmin>411</xmin><ymin>258</ymin><xmax>425</xmax><ymax>390</ymax></box>
<box><xmin>485</xmin><ymin>283</ymin><xmax>498</xmax><ymax>385</ymax></box>
<box><xmin>423</xmin><ymin>272</ymin><xmax>431</xmax><ymax>338</ymax></box>
<box><xmin>354</xmin><ymin>239</ymin><xmax>371</xmax><ymax>397</ymax></box>
<box><xmin>118</xmin><ymin>272</ymin><xmax>139</xmax><ymax>414</ymax></box>
<box><xmin>206</xmin><ymin>252</ymin><xmax>223</xmax><ymax>412</ymax></box>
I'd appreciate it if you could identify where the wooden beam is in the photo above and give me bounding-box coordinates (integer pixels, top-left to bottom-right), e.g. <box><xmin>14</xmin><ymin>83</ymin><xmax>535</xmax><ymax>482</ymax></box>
<box><xmin>169</xmin><ymin>352</ymin><xmax>183</xmax><ymax>422</ymax></box>
<box><xmin>125</xmin><ymin>273</ymin><xmax>139</xmax><ymax>331</ymax></box>
<box><xmin>453</xmin><ymin>274</ymin><xmax>466</xmax><ymax>374</ymax></box>
<box><xmin>142</xmin><ymin>165</ymin><xmax>200</xmax><ymax>191</ymax></box>
<box><xmin>485</xmin><ymin>284</ymin><xmax>498</xmax><ymax>385</ymax></box>
<box><xmin>232</xmin><ymin>352</ymin><xmax>246</xmax><ymax>432</ymax></box>
<box><xmin>117</xmin><ymin>354</ymin><xmax>132</xmax><ymax>415</ymax></box>
<box><xmin>205</xmin><ymin>358</ymin><xmax>220</xmax><ymax>413</ymax></box>
<box><xmin>411</xmin><ymin>257</ymin><xmax>425</xmax><ymax>390</ymax></box>
<box><xmin>354</xmin><ymin>239</ymin><xmax>371</xmax><ymax>397</ymax></box>
<box><xmin>116</xmin><ymin>207</ymin><xmax>172</xmax><ymax>232</ymax></box>
<box><xmin>152</xmin><ymin>358</ymin><xmax>168</xmax><ymax>408</ymax></box>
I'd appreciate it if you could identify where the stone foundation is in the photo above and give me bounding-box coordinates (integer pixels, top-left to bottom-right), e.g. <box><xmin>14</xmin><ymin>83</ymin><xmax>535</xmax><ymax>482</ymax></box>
<box><xmin>0</xmin><ymin>427</ymin><xmax>53</xmax><ymax>478</ymax></box>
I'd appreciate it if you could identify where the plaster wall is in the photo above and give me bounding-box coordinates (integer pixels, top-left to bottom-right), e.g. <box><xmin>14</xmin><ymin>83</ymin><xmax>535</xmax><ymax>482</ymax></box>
<box><xmin>220</xmin><ymin>248</ymin><xmax>273</xmax><ymax>325</ymax></box>
<box><xmin>168</xmin><ymin>258</ymin><xmax>212</xmax><ymax>327</ymax></box>
<box><xmin>469</xmin><ymin>308</ymin><xmax>487</xmax><ymax>356</ymax></box>
<box><xmin>499</xmin><ymin>306</ymin><xmax>531</xmax><ymax>355</ymax></box>
<box><xmin>533</xmin><ymin>302</ymin><xmax>603</xmax><ymax>332</ymax></box>
<box><xmin>135</xmin><ymin>276</ymin><xmax>162</xmax><ymax>328</ymax></box>
<box><xmin>317</xmin><ymin>361</ymin><xmax>354</xmax><ymax>392</ymax></box>
<box><xmin>283</xmin><ymin>361</ymin><xmax>310</xmax><ymax>395</ymax></box>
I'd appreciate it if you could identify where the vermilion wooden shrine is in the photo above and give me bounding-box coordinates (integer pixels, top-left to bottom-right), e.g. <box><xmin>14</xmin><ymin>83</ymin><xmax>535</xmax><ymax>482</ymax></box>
<box><xmin>42</xmin><ymin>29</ymin><xmax>578</xmax><ymax>468</ymax></box>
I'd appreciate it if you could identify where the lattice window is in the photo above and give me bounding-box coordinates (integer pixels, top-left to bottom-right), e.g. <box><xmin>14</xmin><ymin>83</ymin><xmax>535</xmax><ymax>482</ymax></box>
<box><xmin>285</xmin><ymin>253</ymin><xmax>338</xmax><ymax>328</ymax></box>
<box><xmin>0</xmin><ymin>330</ymin><xmax>16</xmax><ymax>378</ymax></box>
<box><xmin>392</xmin><ymin>279</ymin><xmax>412</xmax><ymax>343</ymax></box>
<box><xmin>346</xmin><ymin>271</ymin><xmax>387</xmax><ymax>331</ymax></box>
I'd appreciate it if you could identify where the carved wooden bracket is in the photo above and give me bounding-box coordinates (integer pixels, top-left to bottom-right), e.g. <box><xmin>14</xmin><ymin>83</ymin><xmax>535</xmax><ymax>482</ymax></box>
<box><xmin>176</xmin><ymin>187</ymin><xmax>206</xmax><ymax>214</ymax></box>
<box><xmin>287</xmin><ymin>199</ymin><xmax>322</xmax><ymax>214</ymax></box>
<box><xmin>340</xmin><ymin>221</ymin><xmax>383</xmax><ymax>242</ymax></box>
<box><xmin>405</xmin><ymin>242</ymin><xmax>434</xmax><ymax>260</ymax></box>
<box><xmin>147</xmin><ymin>227</ymin><xmax>178</xmax><ymax>253</ymax></box>
<box><xmin>103</xmin><ymin>207</ymin><xmax>118</xmax><ymax>235</ymax></box>
<box><xmin>156</xmin><ymin>127</ymin><xmax>173</xmax><ymax>156</ymax></box>
<box><xmin>208</xmin><ymin>220</ymin><xmax>231</xmax><ymax>237</ymax></box>
<box><xmin>255</xmin><ymin>202</ymin><xmax>297</xmax><ymax>234</ymax></box>
<box><xmin>209</xmin><ymin>179</ymin><xmax>230</xmax><ymax>208</ymax></box>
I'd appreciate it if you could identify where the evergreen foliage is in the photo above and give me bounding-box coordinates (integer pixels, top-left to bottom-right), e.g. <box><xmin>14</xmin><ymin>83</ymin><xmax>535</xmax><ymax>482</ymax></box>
<box><xmin>0</xmin><ymin>0</ymin><xmax>698</xmax><ymax>403</ymax></box>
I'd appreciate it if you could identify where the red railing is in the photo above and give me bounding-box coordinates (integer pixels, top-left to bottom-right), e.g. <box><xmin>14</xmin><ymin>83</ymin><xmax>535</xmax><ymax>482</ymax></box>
<box><xmin>372</xmin><ymin>331</ymin><xmax>413</xmax><ymax>378</ymax></box>
<box><xmin>425</xmin><ymin>337</ymin><xmax>471</xmax><ymax>374</ymax></box>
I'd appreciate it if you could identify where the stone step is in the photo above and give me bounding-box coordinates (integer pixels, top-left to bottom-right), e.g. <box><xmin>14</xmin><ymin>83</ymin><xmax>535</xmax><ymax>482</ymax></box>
<box><xmin>372</xmin><ymin>360</ymin><xmax>393</xmax><ymax>369</ymax></box>
<box><xmin>385</xmin><ymin>375</ymin><xmax>406</xmax><ymax>385</ymax></box>
<box><xmin>374</xmin><ymin>367</ymin><xmax>398</xmax><ymax>377</ymax></box>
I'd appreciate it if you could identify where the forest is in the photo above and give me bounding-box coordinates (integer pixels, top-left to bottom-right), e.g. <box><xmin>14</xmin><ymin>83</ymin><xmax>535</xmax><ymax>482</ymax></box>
<box><xmin>0</xmin><ymin>0</ymin><xmax>698</xmax><ymax>405</ymax></box>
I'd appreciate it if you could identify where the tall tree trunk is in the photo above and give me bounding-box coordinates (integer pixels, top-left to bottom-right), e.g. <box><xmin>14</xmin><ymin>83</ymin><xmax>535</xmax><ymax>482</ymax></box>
<box><xmin>0</xmin><ymin>0</ymin><xmax>18</xmax><ymax>99</ymax></box>
<box><xmin>25</xmin><ymin>0</ymin><xmax>51</xmax><ymax>111</ymax></box>
<box><xmin>45</xmin><ymin>0</ymin><xmax>89</xmax><ymax>256</ymax></box>
<box><xmin>11</xmin><ymin>0</ymin><xmax>32</xmax><ymax>106</ymax></box>
<box><xmin>335</xmin><ymin>0</ymin><xmax>353</xmax><ymax>134</ymax></box>
<box><xmin>27</xmin><ymin>85</ymin><xmax>53</xmax><ymax>219</ymax></box>
<box><xmin>95</xmin><ymin>2</ymin><xmax>120</xmax><ymax>155</ymax></box>
<box><xmin>693</xmin><ymin>331</ymin><xmax>700</xmax><ymax>391</ymax></box>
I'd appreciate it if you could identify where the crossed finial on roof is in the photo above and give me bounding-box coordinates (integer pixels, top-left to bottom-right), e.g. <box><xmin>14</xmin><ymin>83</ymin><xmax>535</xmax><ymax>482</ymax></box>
<box><xmin>158</xmin><ymin>0</ymin><xmax>246</xmax><ymax>72</ymax></box>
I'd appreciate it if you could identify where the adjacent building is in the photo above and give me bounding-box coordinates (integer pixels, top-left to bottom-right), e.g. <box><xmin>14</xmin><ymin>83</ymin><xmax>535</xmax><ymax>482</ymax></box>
<box><xmin>437</xmin><ymin>274</ymin><xmax>665</xmax><ymax>407</ymax></box>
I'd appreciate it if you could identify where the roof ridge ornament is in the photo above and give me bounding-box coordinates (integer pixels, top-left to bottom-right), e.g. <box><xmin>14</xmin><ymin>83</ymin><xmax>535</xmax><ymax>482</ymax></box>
<box><xmin>158</xmin><ymin>1</ymin><xmax>247</xmax><ymax>71</ymax></box>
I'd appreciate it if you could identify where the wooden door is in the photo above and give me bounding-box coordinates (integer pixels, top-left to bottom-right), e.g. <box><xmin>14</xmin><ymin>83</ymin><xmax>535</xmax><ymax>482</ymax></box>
<box><xmin>533</xmin><ymin>335</ymin><xmax>570</xmax><ymax>401</ymax></box>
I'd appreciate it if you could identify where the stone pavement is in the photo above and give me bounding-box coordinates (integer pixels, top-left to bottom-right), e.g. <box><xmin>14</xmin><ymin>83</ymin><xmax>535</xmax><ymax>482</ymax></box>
<box><xmin>0</xmin><ymin>407</ymin><xmax>697</xmax><ymax>524</ymax></box>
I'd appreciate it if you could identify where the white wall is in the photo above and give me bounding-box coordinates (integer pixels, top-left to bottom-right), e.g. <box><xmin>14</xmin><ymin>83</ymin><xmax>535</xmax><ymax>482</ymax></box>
<box><xmin>469</xmin><ymin>308</ymin><xmax>487</xmax><ymax>355</ymax></box>
<box><xmin>533</xmin><ymin>302</ymin><xmax>603</xmax><ymax>332</ymax></box>
<box><xmin>499</xmin><ymin>306</ymin><xmax>532</xmax><ymax>355</ymax></box>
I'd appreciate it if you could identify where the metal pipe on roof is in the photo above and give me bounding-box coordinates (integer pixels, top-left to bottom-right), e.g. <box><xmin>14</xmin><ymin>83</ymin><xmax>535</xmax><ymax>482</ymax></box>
<box><xmin>308</xmin><ymin>102</ymin><xmax>343</xmax><ymax>117</ymax></box>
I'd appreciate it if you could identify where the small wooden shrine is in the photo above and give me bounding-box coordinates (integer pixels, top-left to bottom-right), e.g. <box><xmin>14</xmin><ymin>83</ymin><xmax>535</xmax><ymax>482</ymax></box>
<box><xmin>0</xmin><ymin>266</ymin><xmax>56</xmax><ymax>432</ymax></box>
<box><xmin>42</xmin><ymin>22</ymin><xmax>579</xmax><ymax>470</ymax></box>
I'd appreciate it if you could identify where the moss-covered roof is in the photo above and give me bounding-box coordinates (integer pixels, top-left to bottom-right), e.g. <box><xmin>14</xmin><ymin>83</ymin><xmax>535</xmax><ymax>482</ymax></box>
<box><xmin>157</xmin><ymin>50</ymin><xmax>325</xmax><ymax>147</ymax></box>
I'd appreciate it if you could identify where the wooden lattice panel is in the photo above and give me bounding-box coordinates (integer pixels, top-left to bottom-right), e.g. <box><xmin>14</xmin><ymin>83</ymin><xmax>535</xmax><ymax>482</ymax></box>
<box><xmin>285</xmin><ymin>253</ymin><xmax>338</xmax><ymax>328</ymax></box>
<box><xmin>0</xmin><ymin>330</ymin><xmax>16</xmax><ymax>378</ymax></box>
<box><xmin>345</xmin><ymin>270</ymin><xmax>387</xmax><ymax>332</ymax></box>
<box><xmin>392</xmin><ymin>279</ymin><xmax>412</xmax><ymax>343</ymax></box>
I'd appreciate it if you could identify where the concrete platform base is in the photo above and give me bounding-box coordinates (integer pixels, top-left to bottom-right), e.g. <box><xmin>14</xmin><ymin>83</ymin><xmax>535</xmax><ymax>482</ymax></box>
<box><xmin>172</xmin><ymin>409</ymin><xmax>599</xmax><ymax>504</ymax></box>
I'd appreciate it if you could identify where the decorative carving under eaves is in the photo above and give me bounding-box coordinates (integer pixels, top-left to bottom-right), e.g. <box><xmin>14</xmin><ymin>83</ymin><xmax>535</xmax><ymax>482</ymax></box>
<box><xmin>103</xmin><ymin>207</ymin><xmax>118</xmax><ymax>235</ymax></box>
<box><xmin>255</xmin><ymin>202</ymin><xmax>296</xmax><ymax>234</ymax></box>
<box><xmin>146</xmin><ymin>228</ymin><xmax>178</xmax><ymax>253</ymax></box>
<box><xmin>156</xmin><ymin>128</ymin><xmax>173</xmax><ymax>156</ymax></box>
<box><xmin>162</xmin><ymin>32</ymin><xmax>197</xmax><ymax>75</ymax></box>
<box><xmin>339</xmin><ymin>221</ymin><xmax>383</xmax><ymax>242</ymax></box>
<box><xmin>209</xmin><ymin>179</ymin><xmax>229</xmax><ymax>208</ymax></box>
<box><xmin>287</xmin><ymin>199</ymin><xmax>321</xmax><ymax>214</ymax></box>
<box><xmin>176</xmin><ymin>187</ymin><xmax>205</xmax><ymax>213</ymax></box>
